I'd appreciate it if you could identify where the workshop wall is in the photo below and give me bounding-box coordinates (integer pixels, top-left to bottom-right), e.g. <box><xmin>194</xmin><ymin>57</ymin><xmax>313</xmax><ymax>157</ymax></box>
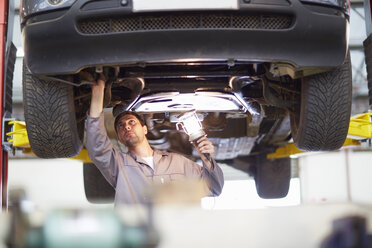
<box><xmin>8</xmin><ymin>159</ymin><xmax>110</xmax><ymax>210</ymax></box>
<box><xmin>299</xmin><ymin>149</ymin><xmax>372</xmax><ymax>204</ymax></box>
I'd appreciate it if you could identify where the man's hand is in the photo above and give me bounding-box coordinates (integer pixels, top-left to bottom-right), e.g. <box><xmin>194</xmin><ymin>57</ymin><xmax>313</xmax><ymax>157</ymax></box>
<box><xmin>195</xmin><ymin>136</ymin><xmax>215</xmax><ymax>169</ymax></box>
<box><xmin>90</xmin><ymin>73</ymin><xmax>106</xmax><ymax>118</ymax></box>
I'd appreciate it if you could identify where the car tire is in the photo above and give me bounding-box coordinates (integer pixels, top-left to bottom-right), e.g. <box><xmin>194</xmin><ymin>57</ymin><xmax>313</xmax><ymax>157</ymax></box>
<box><xmin>23</xmin><ymin>63</ymin><xmax>83</xmax><ymax>158</ymax></box>
<box><xmin>251</xmin><ymin>154</ymin><xmax>291</xmax><ymax>199</ymax></box>
<box><xmin>83</xmin><ymin>163</ymin><xmax>115</xmax><ymax>204</ymax></box>
<box><xmin>290</xmin><ymin>53</ymin><xmax>352</xmax><ymax>151</ymax></box>
<box><xmin>364</xmin><ymin>34</ymin><xmax>372</xmax><ymax>107</ymax></box>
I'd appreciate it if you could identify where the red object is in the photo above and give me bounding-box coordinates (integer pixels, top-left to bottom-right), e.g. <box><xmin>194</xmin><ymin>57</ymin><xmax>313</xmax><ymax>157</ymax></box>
<box><xmin>0</xmin><ymin>0</ymin><xmax>9</xmax><ymax>210</ymax></box>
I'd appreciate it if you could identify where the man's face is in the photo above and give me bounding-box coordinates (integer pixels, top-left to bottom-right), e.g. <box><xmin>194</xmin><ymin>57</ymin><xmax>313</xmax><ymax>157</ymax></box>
<box><xmin>116</xmin><ymin>114</ymin><xmax>147</xmax><ymax>147</ymax></box>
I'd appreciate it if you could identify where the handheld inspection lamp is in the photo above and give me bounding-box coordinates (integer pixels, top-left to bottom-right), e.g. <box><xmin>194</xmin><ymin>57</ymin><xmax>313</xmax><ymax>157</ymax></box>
<box><xmin>176</xmin><ymin>110</ymin><xmax>211</xmax><ymax>161</ymax></box>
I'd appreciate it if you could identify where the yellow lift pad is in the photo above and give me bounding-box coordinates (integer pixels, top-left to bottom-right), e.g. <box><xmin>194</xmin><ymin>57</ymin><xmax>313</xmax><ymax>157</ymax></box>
<box><xmin>6</xmin><ymin>121</ymin><xmax>30</xmax><ymax>148</ymax></box>
<box><xmin>347</xmin><ymin>112</ymin><xmax>372</xmax><ymax>139</ymax></box>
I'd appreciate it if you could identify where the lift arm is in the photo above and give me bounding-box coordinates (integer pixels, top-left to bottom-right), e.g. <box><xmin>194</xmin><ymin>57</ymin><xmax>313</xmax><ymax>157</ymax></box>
<box><xmin>6</xmin><ymin>120</ymin><xmax>92</xmax><ymax>163</ymax></box>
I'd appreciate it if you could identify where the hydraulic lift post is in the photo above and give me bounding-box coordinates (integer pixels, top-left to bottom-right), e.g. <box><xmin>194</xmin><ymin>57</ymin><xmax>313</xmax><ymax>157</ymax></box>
<box><xmin>0</xmin><ymin>0</ymin><xmax>9</xmax><ymax>211</ymax></box>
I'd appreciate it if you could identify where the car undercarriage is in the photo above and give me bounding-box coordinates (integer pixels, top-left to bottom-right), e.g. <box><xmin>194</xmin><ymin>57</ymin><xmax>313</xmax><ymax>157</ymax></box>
<box><xmin>20</xmin><ymin>0</ymin><xmax>352</xmax><ymax>199</ymax></box>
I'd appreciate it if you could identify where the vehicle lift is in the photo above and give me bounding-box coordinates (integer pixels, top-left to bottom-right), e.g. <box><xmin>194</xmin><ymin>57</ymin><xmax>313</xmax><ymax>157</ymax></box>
<box><xmin>0</xmin><ymin>0</ymin><xmax>12</xmax><ymax>210</ymax></box>
<box><xmin>1</xmin><ymin>0</ymin><xmax>372</xmax><ymax>211</ymax></box>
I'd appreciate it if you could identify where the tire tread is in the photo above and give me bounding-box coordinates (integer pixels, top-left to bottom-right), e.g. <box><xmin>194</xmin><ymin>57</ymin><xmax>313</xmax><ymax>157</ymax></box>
<box><xmin>23</xmin><ymin>64</ymin><xmax>82</xmax><ymax>158</ymax></box>
<box><xmin>293</xmin><ymin>54</ymin><xmax>352</xmax><ymax>151</ymax></box>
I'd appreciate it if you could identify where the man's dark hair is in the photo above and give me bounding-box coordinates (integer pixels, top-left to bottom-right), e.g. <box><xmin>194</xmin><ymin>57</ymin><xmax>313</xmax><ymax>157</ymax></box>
<box><xmin>114</xmin><ymin>111</ymin><xmax>146</xmax><ymax>132</ymax></box>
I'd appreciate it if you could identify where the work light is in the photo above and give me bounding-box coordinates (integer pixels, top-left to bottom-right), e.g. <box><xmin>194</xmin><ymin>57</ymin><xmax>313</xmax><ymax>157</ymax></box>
<box><xmin>176</xmin><ymin>110</ymin><xmax>211</xmax><ymax>161</ymax></box>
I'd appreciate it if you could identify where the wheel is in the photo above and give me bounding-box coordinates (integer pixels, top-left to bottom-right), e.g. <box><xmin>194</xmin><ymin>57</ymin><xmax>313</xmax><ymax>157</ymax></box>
<box><xmin>23</xmin><ymin>63</ymin><xmax>83</xmax><ymax>158</ymax></box>
<box><xmin>252</xmin><ymin>154</ymin><xmax>291</xmax><ymax>199</ymax></box>
<box><xmin>290</xmin><ymin>53</ymin><xmax>352</xmax><ymax>151</ymax></box>
<box><xmin>364</xmin><ymin>34</ymin><xmax>372</xmax><ymax>107</ymax></box>
<box><xmin>83</xmin><ymin>163</ymin><xmax>115</xmax><ymax>204</ymax></box>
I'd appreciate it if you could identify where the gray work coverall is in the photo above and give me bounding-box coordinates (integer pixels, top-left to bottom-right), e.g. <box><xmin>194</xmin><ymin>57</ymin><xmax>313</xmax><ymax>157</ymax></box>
<box><xmin>86</xmin><ymin>114</ymin><xmax>224</xmax><ymax>205</ymax></box>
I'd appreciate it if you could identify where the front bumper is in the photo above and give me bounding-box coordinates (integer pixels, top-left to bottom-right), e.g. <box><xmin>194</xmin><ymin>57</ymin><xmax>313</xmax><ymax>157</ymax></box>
<box><xmin>22</xmin><ymin>0</ymin><xmax>349</xmax><ymax>75</ymax></box>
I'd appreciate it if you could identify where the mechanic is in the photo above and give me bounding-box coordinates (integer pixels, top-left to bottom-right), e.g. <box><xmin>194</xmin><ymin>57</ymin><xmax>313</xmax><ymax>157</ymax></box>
<box><xmin>86</xmin><ymin>74</ymin><xmax>224</xmax><ymax>205</ymax></box>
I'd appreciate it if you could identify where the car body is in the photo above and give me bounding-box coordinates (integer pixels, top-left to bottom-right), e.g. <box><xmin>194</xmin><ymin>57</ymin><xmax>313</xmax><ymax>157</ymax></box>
<box><xmin>20</xmin><ymin>0</ymin><xmax>352</xmax><ymax>199</ymax></box>
<box><xmin>22</xmin><ymin>0</ymin><xmax>348</xmax><ymax>74</ymax></box>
